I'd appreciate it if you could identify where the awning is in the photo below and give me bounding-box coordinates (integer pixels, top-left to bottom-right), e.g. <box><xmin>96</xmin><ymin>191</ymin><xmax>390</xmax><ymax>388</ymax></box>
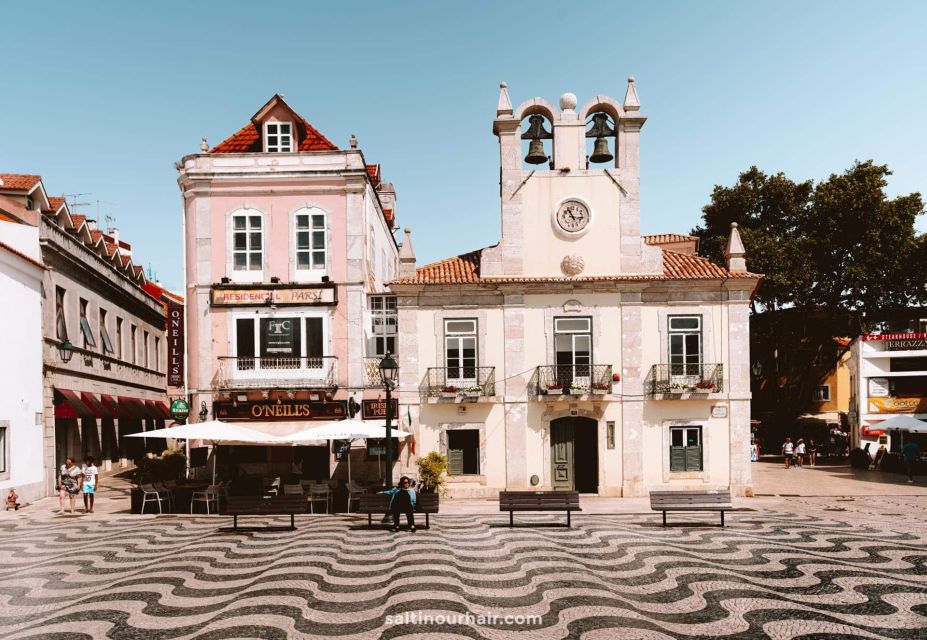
<box><xmin>100</xmin><ymin>394</ymin><xmax>120</xmax><ymax>417</ymax></box>
<box><xmin>54</xmin><ymin>388</ymin><xmax>96</xmax><ymax>419</ymax></box>
<box><xmin>118</xmin><ymin>396</ymin><xmax>148</xmax><ymax>420</ymax></box>
<box><xmin>869</xmin><ymin>414</ymin><xmax>927</xmax><ymax>434</ymax></box>
<box><xmin>125</xmin><ymin>420</ymin><xmax>282</xmax><ymax>445</ymax></box>
<box><xmin>81</xmin><ymin>392</ymin><xmax>115</xmax><ymax>419</ymax></box>
<box><xmin>146</xmin><ymin>400</ymin><xmax>171</xmax><ymax>420</ymax></box>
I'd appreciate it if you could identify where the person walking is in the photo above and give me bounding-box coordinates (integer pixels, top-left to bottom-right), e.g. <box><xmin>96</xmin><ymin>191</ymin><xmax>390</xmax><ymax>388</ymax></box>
<box><xmin>807</xmin><ymin>440</ymin><xmax>817</xmax><ymax>467</ymax></box>
<box><xmin>81</xmin><ymin>456</ymin><xmax>99</xmax><ymax>513</ymax></box>
<box><xmin>380</xmin><ymin>475</ymin><xmax>417</xmax><ymax>532</ymax></box>
<box><xmin>902</xmin><ymin>441</ymin><xmax>919</xmax><ymax>483</ymax></box>
<box><xmin>782</xmin><ymin>438</ymin><xmax>794</xmax><ymax>469</ymax></box>
<box><xmin>795</xmin><ymin>439</ymin><xmax>806</xmax><ymax>468</ymax></box>
<box><xmin>58</xmin><ymin>457</ymin><xmax>81</xmax><ymax>514</ymax></box>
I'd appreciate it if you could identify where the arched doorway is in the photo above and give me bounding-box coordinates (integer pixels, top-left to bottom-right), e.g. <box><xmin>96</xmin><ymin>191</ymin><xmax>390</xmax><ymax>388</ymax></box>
<box><xmin>550</xmin><ymin>417</ymin><xmax>598</xmax><ymax>493</ymax></box>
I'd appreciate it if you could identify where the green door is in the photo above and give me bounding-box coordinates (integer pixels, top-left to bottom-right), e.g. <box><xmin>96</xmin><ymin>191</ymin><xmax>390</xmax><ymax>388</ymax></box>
<box><xmin>551</xmin><ymin>419</ymin><xmax>574</xmax><ymax>490</ymax></box>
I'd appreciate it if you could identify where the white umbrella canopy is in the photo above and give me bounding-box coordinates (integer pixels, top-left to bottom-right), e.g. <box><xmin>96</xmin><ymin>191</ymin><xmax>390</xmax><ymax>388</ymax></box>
<box><xmin>125</xmin><ymin>420</ymin><xmax>279</xmax><ymax>444</ymax></box>
<box><xmin>874</xmin><ymin>414</ymin><xmax>927</xmax><ymax>433</ymax></box>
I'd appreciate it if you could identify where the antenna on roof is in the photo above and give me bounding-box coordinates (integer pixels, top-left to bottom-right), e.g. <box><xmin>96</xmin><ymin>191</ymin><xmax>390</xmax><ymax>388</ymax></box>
<box><xmin>104</xmin><ymin>213</ymin><xmax>117</xmax><ymax>233</ymax></box>
<box><xmin>63</xmin><ymin>193</ymin><xmax>90</xmax><ymax>210</ymax></box>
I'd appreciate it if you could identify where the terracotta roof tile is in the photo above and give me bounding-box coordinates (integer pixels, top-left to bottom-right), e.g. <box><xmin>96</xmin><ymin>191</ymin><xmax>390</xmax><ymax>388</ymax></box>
<box><xmin>209</xmin><ymin>116</ymin><xmax>338</xmax><ymax>154</ymax></box>
<box><xmin>0</xmin><ymin>212</ymin><xmax>16</xmax><ymax>223</ymax></box>
<box><xmin>0</xmin><ymin>174</ymin><xmax>41</xmax><ymax>191</ymax></box>
<box><xmin>68</xmin><ymin>214</ymin><xmax>86</xmax><ymax>229</ymax></box>
<box><xmin>402</xmin><ymin>249</ymin><xmax>482</xmax><ymax>284</ymax></box>
<box><xmin>133</xmin><ymin>265</ymin><xmax>144</xmax><ymax>279</ymax></box>
<box><xmin>643</xmin><ymin>233</ymin><xmax>698</xmax><ymax>245</ymax></box>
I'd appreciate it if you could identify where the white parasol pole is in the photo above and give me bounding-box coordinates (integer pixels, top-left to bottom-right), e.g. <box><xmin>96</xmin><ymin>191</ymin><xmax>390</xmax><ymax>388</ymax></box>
<box><xmin>212</xmin><ymin>443</ymin><xmax>217</xmax><ymax>485</ymax></box>
<box><xmin>347</xmin><ymin>439</ymin><xmax>352</xmax><ymax>484</ymax></box>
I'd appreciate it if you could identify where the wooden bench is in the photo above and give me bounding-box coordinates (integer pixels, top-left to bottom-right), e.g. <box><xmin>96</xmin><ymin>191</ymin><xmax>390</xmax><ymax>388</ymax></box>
<box><xmin>499</xmin><ymin>490</ymin><xmax>581</xmax><ymax>527</ymax></box>
<box><xmin>225</xmin><ymin>495</ymin><xmax>306</xmax><ymax>531</ymax></box>
<box><xmin>356</xmin><ymin>492</ymin><xmax>440</xmax><ymax>528</ymax></box>
<box><xmin>649</xmin><ymin>490</ymin><xmax>733</xmax><ymax>527</ymax></box>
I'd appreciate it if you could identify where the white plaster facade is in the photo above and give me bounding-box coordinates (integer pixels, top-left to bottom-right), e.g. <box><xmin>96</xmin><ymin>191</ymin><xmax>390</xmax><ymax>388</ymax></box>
<box><xmin>391</xmin><ymin>81</ymin><xmax>760</xmax><ymax>497</ymax></box>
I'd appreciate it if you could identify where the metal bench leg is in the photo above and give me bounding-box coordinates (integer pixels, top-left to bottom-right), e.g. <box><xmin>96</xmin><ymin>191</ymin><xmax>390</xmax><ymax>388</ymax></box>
<box><xmin>509</xmin><ymin>511</ymin><xmax>513</xmax><ymax>527</ymax></box>
<box><xmin>662</xmin><ymin>511</ymin><xmax>666</xmax><ymax>527</ymax></box>
<box><xmin>368</xmin><ymin>513</ymin><xmax>372</xmax><ymax>527</ymax></box>
<box><xmin>720</xmin><ymin>510</ymin><xmax>725</xmax><ymax>527</ymax></box>
<box><xmin>567</xmin><ymin>510</ymin><xmax>571</xmax><ymax>528</ymax></box>
<box><xmin>291</xmin><ymin>513</ymin><xmax>295</xmax><ymax>530</ymax></box>
<box><xmin>233</xmin><ymin>515</ymin><xmax>238</xmax><ymax>531</ymax></box>
<box><xmin>426</xmin><ymin>513</ymin><xmax>430</xmax><ymax>529</ymax></box>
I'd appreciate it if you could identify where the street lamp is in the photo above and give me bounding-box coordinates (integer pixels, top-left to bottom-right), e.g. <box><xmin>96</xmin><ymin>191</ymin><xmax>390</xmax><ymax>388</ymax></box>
<box><xmin>58</xmin><ymin>339</ymin><xmax>75</xmax><ymax>363</ymax></box>
<box><xmin>378</xmin><ymin>352</ymin><xmax>399</xmax><ymax>485</ymax></box>
<box><xmin>199</xmin><ymin>401</ymin><xmax>209</xmax><ymax>422</ymax></box>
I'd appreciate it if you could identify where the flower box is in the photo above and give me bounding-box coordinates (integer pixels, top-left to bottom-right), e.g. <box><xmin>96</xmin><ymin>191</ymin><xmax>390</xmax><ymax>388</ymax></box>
<box><xmin>463</xmin><ymin>390</ymin><xmax>481</xmax><ymax>398</ymax></box>
<box><xmin>591</xmin><ymin>384</ymin><xmax>609</xmax><ymax>394</ymax></box>
<box><xmin>546</xmin><ymin>387</ymin><xmax>563</xmax><ymax>395</ymax></box>
<box><xmin>441</xmin><ymin>392</ymin><xmax>458</xmax><ymax>399</ymax></box>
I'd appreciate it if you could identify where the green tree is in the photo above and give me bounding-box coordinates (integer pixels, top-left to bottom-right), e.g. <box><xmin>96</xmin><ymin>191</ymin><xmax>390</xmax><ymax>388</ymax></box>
<box><xmin>693</xmin><ymin>161</ymin><xmax>925</xmax><ymax>429</ymax></box>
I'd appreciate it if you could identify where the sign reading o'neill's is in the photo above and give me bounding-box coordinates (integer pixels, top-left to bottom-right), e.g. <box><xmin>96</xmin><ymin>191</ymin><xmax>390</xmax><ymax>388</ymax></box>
<box><xmin>210</xmin><ymin>284</ymin><xmax>337</xmax><ymax>307</ymax></box>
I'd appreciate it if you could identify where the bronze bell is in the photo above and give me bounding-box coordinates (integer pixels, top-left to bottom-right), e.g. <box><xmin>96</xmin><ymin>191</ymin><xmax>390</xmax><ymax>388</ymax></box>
<box><xmin>524</xmin><ymin>139</ymin><xmax>548</xmax><ymax>164</ymax></box>
<box><xmin>589</xmin><ymin>137</ymin><xmax>613</xmax><ymax>164</ymax></box>
<box><xmin>521</xmin><ymin>114</ymin><xmax>552</xmax><ymax>165</ymax></box>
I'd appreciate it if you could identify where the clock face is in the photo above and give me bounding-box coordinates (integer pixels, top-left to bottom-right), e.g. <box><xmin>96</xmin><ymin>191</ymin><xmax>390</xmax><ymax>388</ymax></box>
<box><xmin>556</xmin><ymin>200</ymin><xmax>590</xmax><ymax>233</ymax></box>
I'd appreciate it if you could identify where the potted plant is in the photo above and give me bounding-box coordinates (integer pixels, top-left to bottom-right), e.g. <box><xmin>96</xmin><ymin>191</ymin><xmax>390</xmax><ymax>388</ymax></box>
<box><xmin>546</xmin><ymin>383</ymin><xmax>564</xmax><ymax>395</ymax></box>
<box><xmin>440</xmin><ymin>385</ymin><xmax>459</xmax><ymax>398</ymax></box>
<box><xmin>570</xmin><ymin>383</ymin><xmax>590</xmax><ymax>395</ymax></box>
<box><xmin>694</xmin><ymin>380</ymin><xmax>716</xmax><ymax>392</ymax></box>
<box><xmin>592</xmin><ymin>382</ymin><xmax>609</xmax><ymax>394</ymax></box>
<box><xmin>668</xmin><ymin>382</ymin><xmax>686</xmax><ymax>394</ymax></box>
<box><xmin>463</xmin><ymin>385</ymin><xmax>483</xmax><ymax>398</ymax></box>
<box><xmin>416</xmin><ymin>451</ymin><xmax>448</xmax><ymax>494</ymax></box>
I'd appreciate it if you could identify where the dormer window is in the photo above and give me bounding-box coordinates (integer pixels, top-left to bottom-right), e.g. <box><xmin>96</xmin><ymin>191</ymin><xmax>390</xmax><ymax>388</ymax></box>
<box><xmin>265</xmin><ymin>122</ymin><xmax>293</xmax><ymax>152</ymax></box>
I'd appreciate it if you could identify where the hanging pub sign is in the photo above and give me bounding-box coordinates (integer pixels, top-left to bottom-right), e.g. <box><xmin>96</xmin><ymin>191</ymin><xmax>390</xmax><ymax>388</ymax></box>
<box><xmin>332</xmin><ymin>440</ymin><xmax>352</xmax><ymax>460</ymax></box>
<box><xmin>167</xmin><ymin>302</ymin><xmax>184</xmax><ymax>387</ymax></box>
<box><xmin>213</xmin><ymin>399</ymin><xmax>348</xmax><ymax>421</ymax></box>
<box><xmin>169</xmin><ymin>399</ymin><xmax>190</xmax><ymax>421</ymax></box>
<box><xmin>862</xmin><ymin>333</ymin><xmax>927</xmax><ymax>350</ymax></box>
<box><xmin>362</xmin><ymin>398</ymin><xmax>399</xmax><ymax>420</ymax></box>
<box><xmin>210</xmin><ymin>285</ymin><xmax>336</xmax><ymax>307</ymax></box>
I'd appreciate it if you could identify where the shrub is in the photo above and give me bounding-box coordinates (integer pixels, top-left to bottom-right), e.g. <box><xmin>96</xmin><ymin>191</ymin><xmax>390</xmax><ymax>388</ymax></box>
<box><xmin>416</xmin><ymin>451</ymin><xmax>448</xmax><ymax>494</ymax></box>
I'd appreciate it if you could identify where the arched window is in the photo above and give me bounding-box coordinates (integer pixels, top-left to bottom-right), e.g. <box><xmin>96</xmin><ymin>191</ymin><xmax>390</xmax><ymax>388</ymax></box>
<box><xmin>294</xmin><ymin>207</ymin><xmax>327</xmax><ymax>277</ymax></box>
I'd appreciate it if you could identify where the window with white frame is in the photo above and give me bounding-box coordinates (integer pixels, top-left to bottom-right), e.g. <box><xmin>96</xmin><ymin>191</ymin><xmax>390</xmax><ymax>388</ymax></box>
<box><xmin>232</xmin><ymin>212</ymin><xmax>263</xmax><ymax>272</ymax></box>
<box><xmin>369</xmin><ymin>295</ymin><xmax>397</xmax><ymax>357</ymax></box>
<box><xmin>813</xmin><ymin>385</ymin><xmax>831</xmax><ymax>402</ymax></box>
<box><xmin>235</xmin><ymin>315</ymin><xmax>326</xmax><ymax>370</ymax></box>
<box><xmin>669</xmin><ymin>425</ymin><xmax>702</xmax><ymax>472</ymax></box>
<box><xmin>264</xmin><ymin>122</ymin><xmax>293</xmax><ymax>152</ymax></box>
<box><xmin>295</xmin><ymin>210</ymin><xmax>326</xmax><ymax>272</ymax></box>
<box><xmin>669</xmin><ymin>315</ymin><xmax>702</xmax><ymax>377</ymax></box>
<box><xmin>445</xmin><ymin>319</ymin><xmax>477</xmax><ymax>383</ymax></box>
<box><xmin>554</xmin><ymin>317</ymin><xmax>592</xmax><ymax>384</ymax></box>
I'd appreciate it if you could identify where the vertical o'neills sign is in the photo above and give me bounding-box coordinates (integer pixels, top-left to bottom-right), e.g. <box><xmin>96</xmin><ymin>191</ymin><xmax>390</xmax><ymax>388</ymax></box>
<box><xmin>167</xmin><ymin>302</ymin><xmax>184</xmax><ymax>387</ymax></box>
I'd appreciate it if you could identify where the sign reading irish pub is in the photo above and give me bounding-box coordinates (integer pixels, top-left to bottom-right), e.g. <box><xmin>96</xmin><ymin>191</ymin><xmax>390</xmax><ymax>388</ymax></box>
<box><xmin>167</xmin><ymin>301</ymin><xmax>184</xmax><ymax>387</ymax></box>
<box><xmin>210</xmin><ymin>285</ymin><xmax>336</xmax><ymax>307</ymax></box>
<box><xmin>213</xmin><ymin>399</ymin><xmax>348</xmax><ymax>421</ymax></box>
<box><xmin>362</xmin><ymin>398</ymin><xmax>399</xmax><ymax>420</ymax></box>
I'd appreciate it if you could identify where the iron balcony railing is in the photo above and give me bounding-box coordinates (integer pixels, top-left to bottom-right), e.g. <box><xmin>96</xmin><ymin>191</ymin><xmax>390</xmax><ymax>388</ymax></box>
<box><xmin>645</xmin><ymin>363</ymin><xmax>724</xmax><ymax>396</ymax></box>
<box><xmin>534</xmin><ymin>364</ymin><xmax>613</xmax><ymax>396</ymax></box>
<box><xmin>364</xmin><ymin>357</ymin><xmax>384</xmax><ymax>387</ymax></box>
<box><xmin>214</xmin><ymin>356</ymin><xmax>337</xmax><ymax>390</ymax></box>
<box><xmin>421</xmin><ymin>366</ymin><xmax>496</xmax><ymax>398</ymax></box>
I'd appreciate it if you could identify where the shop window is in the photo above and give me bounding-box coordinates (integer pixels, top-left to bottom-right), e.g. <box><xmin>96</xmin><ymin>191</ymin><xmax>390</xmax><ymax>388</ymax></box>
<box><xmin>669</xmin><ymin>426</ymin><xmax>702</xmax><ymax>472</ymax></box>
<box><xmin>813</xmin><ymin>385</ymin><xmax>831</xmax><ymax>402</ymax></box>
<box><xmin>55</xmin><ymin>287</ymin><xmax>68</xmax><ymax>340</ymax></box>
<box><xmin>369</xmin><ymin>295</ymin><xmax>397</xmax><ymax>357</ymax></box>
<box><xmin>232</xmin><ymin>212</ymin><xmax>263</xmax><ymax>273</ymax></box>
<box><xmin>79</xmin><ymin>299</ymin><xmax>96</xmax><ymax>349</ymax></box>
<box><xmin>445</xmin><ymin>319</ymin><xmax>477</xmax><ymax>383</ymax></box>
<box><xmin>99</xmin><ymin>308</ymin><xmax>114</xmax><ymax>355</ymax></box>
<box><xmin>265</xmin><ymin>122</ymin><xmax>293</xmax><ymax>152</ymax></box>
<box><xmin>669</xmin><ymin>315</ymin><xmax>702</xmax><ymax>377</ymax></box>
<box><xmin>448</xmin><ymin>429</ymin><xmax>479</xmax><ymax>475</ymax></box>
<box><xmin>295</xmin><ymin>210</ymin><xmax>326</xmax><ymax>273</ymax></box>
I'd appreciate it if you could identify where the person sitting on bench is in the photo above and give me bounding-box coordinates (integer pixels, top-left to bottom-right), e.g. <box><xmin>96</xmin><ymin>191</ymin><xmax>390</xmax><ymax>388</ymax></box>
<box><xmin>380</xmin><ymin>476</ymin><xmax>416</xmax><ymax>533</ymax></box>
<box><xmin>6</xmin><ymin>488</ymin><xmax>20</xmax><ymax>511</ymax></box>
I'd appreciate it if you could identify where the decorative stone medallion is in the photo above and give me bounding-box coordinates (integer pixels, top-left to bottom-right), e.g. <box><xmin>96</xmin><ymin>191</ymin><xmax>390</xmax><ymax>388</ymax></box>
<box><xmin>560</xmin><ymin>255</ymin><xmax>585</xmax><ymax>276</ymax></box>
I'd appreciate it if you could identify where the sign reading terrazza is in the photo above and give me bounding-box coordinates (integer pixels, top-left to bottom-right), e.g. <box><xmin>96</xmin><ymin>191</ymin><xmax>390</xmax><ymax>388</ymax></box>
<box><xmin>167</xmin><ymin>302</ymin><xmax>184</xmax><ymax>387</ymax></box>
<box><xmin>213</xmin><ymin>399</ymin><xmax>347</xmax><ymax>421</ymax></box>
<box><xmin>210</xmin><ymin>286</ymin><xmax>336</xmax><ymax>307</ymax></box>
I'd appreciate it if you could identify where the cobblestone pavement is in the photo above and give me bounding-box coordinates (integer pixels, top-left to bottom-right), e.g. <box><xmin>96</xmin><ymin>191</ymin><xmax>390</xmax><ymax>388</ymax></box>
<box><xmin>1</xmin><ymin>482</ymin><xmax>926</xmax><ymax>639</ymax></box>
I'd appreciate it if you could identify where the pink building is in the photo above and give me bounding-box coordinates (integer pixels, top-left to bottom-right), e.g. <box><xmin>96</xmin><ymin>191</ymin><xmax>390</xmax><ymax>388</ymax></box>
<box><xmin>177</xmin><ymin>95</ymin><xmax>401</xmax><ymax>480</ymax></box>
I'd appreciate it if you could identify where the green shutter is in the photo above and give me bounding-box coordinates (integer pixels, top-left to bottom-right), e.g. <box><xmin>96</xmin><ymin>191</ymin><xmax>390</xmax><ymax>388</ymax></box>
<box><xmin>685</xmin><ymin>446</ymin><xmax>702</xmax><ymax>471</ymax></box>
<box><xmin>448</xmin><ymin>448</ymin><xmax>464</xmax><ymax>475</ymax></box>
<box><xmin>670</xmin><ymin>446</ymin><xmax>686</xmax><ymax>472</ymax></box>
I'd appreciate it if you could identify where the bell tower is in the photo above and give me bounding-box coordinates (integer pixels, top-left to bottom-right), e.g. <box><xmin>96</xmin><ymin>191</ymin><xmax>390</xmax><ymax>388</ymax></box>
<box><xmin>481</xmin><ymin>79</ymin><xmax>659</xmax><ymax>279</ymax></box>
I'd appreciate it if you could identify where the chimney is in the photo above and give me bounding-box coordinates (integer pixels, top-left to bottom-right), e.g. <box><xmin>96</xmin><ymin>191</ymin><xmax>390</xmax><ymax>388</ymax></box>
<box><xmin>725</xmin><ymin>222</ymin><xmax>747</xmax><ymax>272</ymax></box>
<box><xmin>398</xmin><ymin>227</ymin><xmax>417</xmax><ymax>277</ymax></box>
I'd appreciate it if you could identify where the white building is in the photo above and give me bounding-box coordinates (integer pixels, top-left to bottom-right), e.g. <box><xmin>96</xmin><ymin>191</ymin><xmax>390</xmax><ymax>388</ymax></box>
<box><xmin>848</xmin><ymin>320</ymin><xmax>927</xmax><ymax>453</ymax></box>
<box><xmin>391</xmin><ymin>81</ymin><xmax>761</xmax><ymax>497</ymax></box>
<box><xmin>0</xmin><ymin>209</ymin><xmax>45</xmax><ymax>504</ymax></box>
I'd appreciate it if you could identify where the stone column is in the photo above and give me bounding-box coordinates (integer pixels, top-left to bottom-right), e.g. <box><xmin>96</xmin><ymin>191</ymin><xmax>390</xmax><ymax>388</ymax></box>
<box><xmin>620</xmin><ymin>292</ymin><xmax>644</xmax><ymax>496</ymax></box>
<box><xmin>344</xmin><ymin>186</ymin><xmax>366</xmax><ymax>390</ymax></box>
<box><xmin>617</xmin><ymin>119</ymin><xmax>644</xmax><ymax>274</ymax></box>
<box><xmin>503</xmin><ymin>293</ymin><xmax>528</xmax><ymax>488</ymax></box>
<box><xmin>727</xmin><ymin>291</ymin><xmax>753</xmax><ymax>496</ymax></box>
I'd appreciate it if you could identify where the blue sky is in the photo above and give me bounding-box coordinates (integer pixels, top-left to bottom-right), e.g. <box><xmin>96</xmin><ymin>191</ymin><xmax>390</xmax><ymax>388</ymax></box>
<box><xmin>1</xmin><ymin>1</ymin><xmax>924</xmax><ymax>291</ymax></box>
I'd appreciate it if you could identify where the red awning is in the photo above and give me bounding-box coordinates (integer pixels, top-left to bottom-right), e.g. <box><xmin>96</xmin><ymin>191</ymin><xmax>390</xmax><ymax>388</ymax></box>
<box><xmin>81</xmin><ymin>392</ymin><xmax>114</xmax><ymax>419</ymax></box>
<box><xmin>118</xmin><ymin>396</ymin><xmax>148</xmax><ymax>420</ymax></box>
<box><xmin>100</xmin><ymin>394</ymin><xmax>120</xmax><ymax>417</ymax></box>
<box><xmin>54</xmin><ymin>388</ymin><xmax>96</xmax><ymax>419</ymax></box>
<box><xmin>146</xmin><ymin>400</ymin><xmax>171</xmax><ymax>420</ymax></box>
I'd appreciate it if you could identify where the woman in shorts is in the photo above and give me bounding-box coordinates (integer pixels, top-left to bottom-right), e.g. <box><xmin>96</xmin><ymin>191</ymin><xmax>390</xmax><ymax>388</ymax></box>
<box><xmin>58</xmin><ymin>457</ymin><xmax>81</xmax><ymax>514</ymax></box>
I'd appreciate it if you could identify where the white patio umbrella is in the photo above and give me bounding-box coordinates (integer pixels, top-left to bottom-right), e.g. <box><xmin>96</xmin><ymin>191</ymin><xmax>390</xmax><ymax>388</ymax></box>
<box><xmin>872</xmin><ymin>414</ymin><xmax>927</xmax><ymax>433</ymax></box>
<box><xmin>274</xmin><ymin>418</ymin><xmax>411</xmax><ymax>483</ymax></box>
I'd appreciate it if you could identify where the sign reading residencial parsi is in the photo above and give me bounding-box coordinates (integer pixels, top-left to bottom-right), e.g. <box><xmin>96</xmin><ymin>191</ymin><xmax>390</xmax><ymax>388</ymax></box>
<box><xmin>210</xmin><ymin>285</ymin><xmax>336</xmax><ymax>307</ymax></box>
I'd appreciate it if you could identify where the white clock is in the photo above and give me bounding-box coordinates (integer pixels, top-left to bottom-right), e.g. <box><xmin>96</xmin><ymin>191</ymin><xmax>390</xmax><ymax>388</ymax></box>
<box><xmin>555</xmin><ymin>200</ymin><xmax>591</xmax><ymax>234</ymax></box>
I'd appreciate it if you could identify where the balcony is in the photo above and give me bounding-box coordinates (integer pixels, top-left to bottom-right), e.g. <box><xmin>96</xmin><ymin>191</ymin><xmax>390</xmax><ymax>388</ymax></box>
<box><xmin>533</xmin><ymin>364</ymin><xmax>613</xmax><ymax>397</ymax></box>
<box><xmin>645</xmin><ymin>363</ymin><xmax>724</xmax><ymax>397</ymax></box>
<box><xmin>421</xmin><ymin>367</ymin><xmax>496</xmax><ymax>399</ymax></box>
<box><xmin>214</xmin><ymin>356</ymin><xmax>337</xmax><ymax>390</ymax></box>
<box><xmin>364</xmin><ymin>357</ymin><xmax>384</xmax><ymax>388</ymax></box>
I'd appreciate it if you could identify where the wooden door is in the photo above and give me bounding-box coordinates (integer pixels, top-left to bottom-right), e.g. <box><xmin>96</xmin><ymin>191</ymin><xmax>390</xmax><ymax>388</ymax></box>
<box><xmin>551</xmin><ymin>419</ymin><xmax>574</xmax><ymax>490</ymax></box>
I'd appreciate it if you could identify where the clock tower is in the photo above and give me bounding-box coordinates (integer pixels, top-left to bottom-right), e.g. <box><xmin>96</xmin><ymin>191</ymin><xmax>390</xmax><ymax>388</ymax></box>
<box><xmin>481</xmin><ymin>79</ymin><xmax>662</xmax><ymax>279</ymax></box>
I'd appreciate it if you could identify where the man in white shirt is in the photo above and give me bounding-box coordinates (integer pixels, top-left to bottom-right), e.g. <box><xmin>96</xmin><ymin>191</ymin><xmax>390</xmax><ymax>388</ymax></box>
<box><xmin>781</xmin><ymin>438</ymin><xmax>794</xmax><ymax>469</ymax></box>
<box><xmin>81</xmin><ymin>456</ymin><xmax>99</xmax><ymax>514</ymax></box>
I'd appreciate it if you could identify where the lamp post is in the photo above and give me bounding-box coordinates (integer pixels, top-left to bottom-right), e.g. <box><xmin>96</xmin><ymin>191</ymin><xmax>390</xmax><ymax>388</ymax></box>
<box><xmin>58</xmin><ymin>339</ymin><xmax>75</xmax><ymax>363</ymax></box>
<box><xmin>378</xmin><ymin>352</ymin><xmax>399</xmax><ymax>485</ymax></box>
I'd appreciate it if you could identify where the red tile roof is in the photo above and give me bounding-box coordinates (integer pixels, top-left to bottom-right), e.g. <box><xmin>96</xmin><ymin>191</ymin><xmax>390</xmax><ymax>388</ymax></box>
<box><xmin>209</xmin><ymin>116</ymin><xmax>338</xmax><ymax>153</ymax></box>
<box><xmin>0</xmin><ymin>174</ymin><xmax>41</xmax><ymax>191</ymax></box>
<box><xmin>0</xmin><ymin>212</ymin><xmax>16</xmax><ymax>223</ymax></box>
<box><xmin>69</xmin><ymin>214</ymin><xmax>86</xmax><ymax>228</ymax></box>
<box><xmin>132</xmin><ymin>265</ymin><xmax>144</xmax><ymax>279</ymax></box>
<box><xmin>394</xmin><ymin>246</ymin><xmax>759</xmax><ymax>285</ymax></box>
<box><xmin>366</xmin><ymin>164</ymin><xmax>381</xmax><ymax>187</ymax></box>
<box><xmin>643</xmin><ymin>233</ymin><xmax>698</xmax><ymax>245</ymax></box>
<box><xmin>383</xmin><ymin>208</ymin><xmax>394</xmax><ymax>226</ymax></box>
<box><xmin>44</xmin><ymin>196</ymin><xmax>66</xmax><ymax>212</ymax></box>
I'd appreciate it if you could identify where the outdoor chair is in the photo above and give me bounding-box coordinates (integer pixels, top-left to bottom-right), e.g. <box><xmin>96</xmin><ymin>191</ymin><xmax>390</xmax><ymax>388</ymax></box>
<box><xmin>282</xmin><ymin>483</ymin><xmax>303</xmax><ymax>496</ymax></box>
<box><xmin>153</xmin><ymin>482</ymin><xmax>175</xmax><ymax>511</ymax></box>
<box><xmin>309</xmin><ymin>484</ymin><xmax>332</xmax><ymax>514</ymax></box>
<box><xmin>139</xmin><ymin>483</ymin><xmax>164</xmax><ymax>514</ymax></box>
<box><xmin>191</xmin><ymin>485</ymin><xmax>221</xmax><ymax>514</ymax></box>
<box><xmin>346</xmin><ymin>480</ymin><xmax>366</xmax><ymax>513</ymax></box>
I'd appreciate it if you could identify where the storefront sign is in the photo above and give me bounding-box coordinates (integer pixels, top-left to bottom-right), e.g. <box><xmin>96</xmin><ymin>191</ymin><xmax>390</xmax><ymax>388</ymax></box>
<box><xmin>170</xmin><ymin>399</ymin><xmax>190</xmax><ymax>420</ymax></box>
<box><xmin>867</xmin><ymin>397</ymin><xmax>927</xmax><ymax>414</ymax></box>
<box><xmin>167</xmin><ymin>302</ymin><xmax>184</xmax><ymax>387</ymax></box>
<box><xmin>862</xmin><ymin>333</ymin><xmax>927</xmax><ymax>350</ymax></box>
<box><xmin>711</xmin><ymin>405</ymin><xmax>728</xmax><ymax>418</ymax></box>
<box><xmin>210</xmin><ymin>286</ymin><xmax>336</xmax><ymax>307</ymax></box>
<box><xmin>362</xmin><ymin>398</ymin><xmax>399</xmax><ymax>420</ymax></box>
<box><xmin>263</xmin><ymin>318</ymin><xmax>296</xmax><ymax>354</ymax></box>
<box><xmin>213</xmin><ymin>399</ymin><xmax>347</xmax><ymax>421</ymax></box>
<box><xmin>868</xmin><ymin>378</ymin><xmax>890</xmax><ymax>397</ymax></box>
<box><xmin>333</xmin><ymin>440</ymin><xmax>352</xmax><ymax>460</ymax></box>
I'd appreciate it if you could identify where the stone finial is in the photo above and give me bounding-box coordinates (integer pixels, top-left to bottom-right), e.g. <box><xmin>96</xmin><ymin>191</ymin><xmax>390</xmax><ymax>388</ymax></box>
<box><xmin>559</xmin><ymin>92</ymin><xmax>577</xmax><ymax>111</ymax></box>
<box><xmin>349</xmin><ymin>134</ymin><xmax>358</xmax><ymax>149</ymax></box>
<box><xmin>200</xmin><ymin>138</ymin><xmax>208</xmax><ymax>152</ymax></box>
<box><xmin>624</xmin><ymin>76</ymin><xmax>640</xmax><ymax>111</ymax></box>
<box><xmin>497</xmin><ymin>82</ymin><xmax>513</xmax><ymax>116</ymax></box>
<box><xmin>725</xmin><ymin>222</ymin><xmax>747</xmax><ymax>272</ymax></box>
<box><xmin>398</xmin><ymin>227</ymin><xmax>417</xmax><ymax>277</ymax></box>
